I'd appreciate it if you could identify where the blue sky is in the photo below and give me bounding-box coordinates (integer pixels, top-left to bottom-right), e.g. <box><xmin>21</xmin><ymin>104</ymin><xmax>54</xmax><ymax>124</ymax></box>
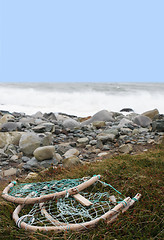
<box><xmin>0</xmin><ymin>0</ymin><xmax>164</xmax><ymax>83</ymax></box>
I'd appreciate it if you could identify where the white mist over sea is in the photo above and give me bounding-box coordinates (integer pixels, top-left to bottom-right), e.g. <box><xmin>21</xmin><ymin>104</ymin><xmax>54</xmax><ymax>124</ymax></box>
<box><xmin>0</xmin><ymin>82</ymin><xmax>164</xmax><ymax>117</ymax></box>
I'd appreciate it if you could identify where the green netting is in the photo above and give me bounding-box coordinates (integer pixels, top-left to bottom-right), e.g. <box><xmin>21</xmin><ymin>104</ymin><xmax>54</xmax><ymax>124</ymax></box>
<box><xmin>15</xmin><ymin>179</ymin><xmax>125</xmax><ymax>230</ymax></box>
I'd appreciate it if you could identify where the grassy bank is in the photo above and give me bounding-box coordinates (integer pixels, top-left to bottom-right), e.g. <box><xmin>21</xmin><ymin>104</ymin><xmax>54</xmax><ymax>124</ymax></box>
<box><xmin>0</xmin><ymin>142</ymin><xmax>163</xmax><ymax>240</ymax></box>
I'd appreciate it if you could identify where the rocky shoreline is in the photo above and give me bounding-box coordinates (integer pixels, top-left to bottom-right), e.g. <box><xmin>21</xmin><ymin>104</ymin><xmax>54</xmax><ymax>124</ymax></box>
<box><xmin>0</xmin><ymin>108</ymin><xmax>164</xmax><ymax>180</ymax></box>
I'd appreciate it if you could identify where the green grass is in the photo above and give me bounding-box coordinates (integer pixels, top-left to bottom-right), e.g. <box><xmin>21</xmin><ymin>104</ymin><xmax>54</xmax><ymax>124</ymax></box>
<box><xmin>0</xmin><ymin>143</ymin><xmax>164</xmax><ymax>240</ymax></box>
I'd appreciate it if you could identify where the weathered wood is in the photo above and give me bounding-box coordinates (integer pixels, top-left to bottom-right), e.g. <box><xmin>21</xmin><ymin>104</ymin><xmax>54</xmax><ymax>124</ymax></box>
<box><xmin>73</xmin><ymin>193</ymin><xmax>93</xmax><ymax>206</ymax></box>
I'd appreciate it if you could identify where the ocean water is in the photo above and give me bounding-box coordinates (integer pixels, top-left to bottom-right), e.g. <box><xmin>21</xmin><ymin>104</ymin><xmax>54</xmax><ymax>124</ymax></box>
<box><xmin>0</xmin><ymin>82</ymin><xmax>164</xmax><ymax>117</ymax></box>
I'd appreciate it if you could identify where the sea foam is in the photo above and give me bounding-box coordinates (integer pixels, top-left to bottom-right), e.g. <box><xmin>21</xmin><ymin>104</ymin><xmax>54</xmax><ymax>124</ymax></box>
<box><xmin>0</xmin><ymin>82</ymin><xmax>163</xmax><ymax>116</ymax></box>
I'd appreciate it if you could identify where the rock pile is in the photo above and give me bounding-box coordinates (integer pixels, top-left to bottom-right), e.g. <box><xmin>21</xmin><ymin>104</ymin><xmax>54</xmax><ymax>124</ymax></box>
<box><xmin>0</xmin><ymin>109</ymin><xmax>163</xmax><ymax>178</ymax></box>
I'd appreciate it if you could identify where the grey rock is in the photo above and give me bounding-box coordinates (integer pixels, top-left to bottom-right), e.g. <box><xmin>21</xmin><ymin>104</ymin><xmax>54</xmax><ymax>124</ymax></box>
<box><xmin>63</xmin><ymin>148</ymin><xmax>80</xmax><ymax>158</ymax></box>
<box><xmin>33</xmin><ymin>146</ymin><xmax>56</xmax><ymax>161</ymax></box>
<box><xmin>119</xmin><ymin>144</ymin><xmax>133</xmax><ymax>154</ymax></box>
<box><xmin>0</xmin><ymin>122</ymin><xmax>19</xmax><ymax>132</ymax></box>
<box><xmin>97</xmin><ymin>133</ymin><xmax>115</xmax><ymax>143</ymax></box>
<box><xmin>23</xmin><ymin>157</ymin><xmax>42</xmax><ymax>171</ymax></box>
<box><xmin>0</xmin><ymin>132</ymin><xmax>23</xmax><ymax>148</ymax></box>
<box><xmin>151</xmin><ymin>120</ymin><xmax>164</xmax><ymax>132</ymax></box>
<box><xmin>133</xmin><ymin>115</ymin><xmax>152</xmax><ymax>127</ymax></box>
<box><xmin>81</xmin><ymin>110</ymin><xmax>114</xmax><ymax>125</ymax></box>
<box><xmin>56</xmin><ymin>143</ymin><xmax>72</xmax><ymax>155</ymax></box>
<box><xmin>77</xmin><ymin>137</ymin><xmax>89</xmax><ymax>146</ymax></box>
<box><xmin>38</xmin><ymin>133</ymin><xmax>53</xmax><ymax>146</ymax></box>
<box><xmin>117</xmin><ymin>118</ymin><xmax>133</xmax><ymax>128</ymax></box>
<box><xmin>63</xmin><ymin>156</ymin><xmax>81</xmax><ymax>168</ymax></box>
<box><xmin>43</xmin><ymin>112</ymin><xmax>57</xmax><ymax>121</ymax></box>
<box><xmin>62</xmin><ymin>118</ymin><xmax>80</xmax><ymax>129</ymax></box>
<box><xmin>19</xmin><ymin>133</ymin><xmax>41</xmax><ymax>156</ymax></box>
<box><xmin>40</xmin><ymin>159</ymin><xmax>58</xmax><ymax>168</ymax></box>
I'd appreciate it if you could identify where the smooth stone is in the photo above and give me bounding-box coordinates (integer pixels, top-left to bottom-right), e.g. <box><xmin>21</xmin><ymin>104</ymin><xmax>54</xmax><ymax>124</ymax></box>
<box><xmin>0</xmin><ymin>114</ymin><xmax>15</xmax><ymax>126</ymax></box>
<box><xmin>63</xmin><ymin>148</ymin><xmax>80</xmax><ymax>158</ymax></box>
<box><xmin>119</xmin><ymin>144</ymin><xmax>133</xmax><ymax>154</ymax></box>
<box><xmin>19</xmin><ymin>133</ymin><xmax>41</xmax><ymax>156</ymax></box>
<box><xmin>142</xmin><ymin>109</ymin><xmax>159</xmax><ymax>120</ymax></box>
<box><xmin>133</xmin><ymin>115</ymin><xmax>152</xmax><ymax>127</ymax></box>
<box><xmin>151</xmin><ymin>120</ymin><xmax>164</xmax><ymax>132</ymax></box>
<box><xmin>33</xmin><ymin>146</ymin><xmax>56</xmax><ymax>161</ymax></box>
<box><xmin>0</xmin><ymin>132</ymin><xmax>23</xmax><ymax>148</ymax></box>
<box><xmin>25</xmin><ymin>172</ymin><xmax>39</xmax><ymax>179</ymax></box>
<box><xmin>117</xmin><ymin>118</ymin><xmax>133</xmax><ymax>128</ymax></box>
<box><xmin>97</xmin><ymin>133</ymin><xmax>115</xmax><ymax>143</ymax></box>
<box><xmin>62</xmin><ymin>118</ymin><xmax>80</xmax><ymax>129</ymax></box>
<box><xmin>1</xmin><ymin>167</ymin><xmax>17</xmax><ymax>177</ymax></box>
<box><xmin>56</xmin><ymin>143</ymin><xmax>72</xmax><ymax>155</ymax></box>
<box><xmin>0</xmin><ymin>122</ymin><xmax>19</xmax><ymax>132</ymax></box>
<box><xmin>63</xmin><ymin>156</ymin><xmax>81</xmax><ymax>168</ymax></box>
<box><xmin>97</xmin><ymin>152</ymin><xmax>108</xmax><ymax>157</ymax></box>
<box><xmin>120</xmin><ymin>127</ymin><xmax>132</xmax><ymax>135</ymax></box>
<box><xmin>81</xmin><ymin>110</ymin><xmax>114</xmax><ymax>125</ymax></box>
<box><xmin>77</xmin><ymin>137</ymin><xmax>89</xmax><ymax>146</ymax></box>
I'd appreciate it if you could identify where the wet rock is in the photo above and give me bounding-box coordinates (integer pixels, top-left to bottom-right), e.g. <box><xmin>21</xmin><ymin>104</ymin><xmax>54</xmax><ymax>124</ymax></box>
<box><xmin>142</xmin><ymin>109</ymin><xmax>159</xmax><ymax>120</ymax></box>
<box><xmin>19</xmin><ymin>133</ymin><xmax>41</xmax><ymax>156</ymax></box>
<box><xmin>33</xmin><ymin>146</ymin><xmax>56</xmax><ymax>161</ymax></box>
<box><xmin>133</xmin><ymin>115</ymin><xmax>152</xmax><ymax>128</ymax></box>
<box><xmin>81</xmin><ymin>110</ymin><xmax>114</xmax><ymax>125</ymax></box>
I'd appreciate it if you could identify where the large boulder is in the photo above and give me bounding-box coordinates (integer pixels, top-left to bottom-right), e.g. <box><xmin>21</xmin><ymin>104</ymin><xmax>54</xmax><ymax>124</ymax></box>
<box><xmin>0</xmin><ymin>122</ymin><xmax>20</xmax><ymax>132</ymax></box>
<box><xmin>33</xmin><ymin>146</ymin><xmax>56</xmax><ymax>161</ymax></box>
<box><xmin>151</xmin><ymin>120</ymin><xmax>164</xmax><ymax>132</ymax></box>
<box><xmin>81</xmin><ymin>110</ymin><xmax>114</xmax><ymax>125</ymax></box>
<box><xmin>0</xmin><ymin>132</ymin><xmax>23</xmax><ymax>148</ymax></box>
<box><xmin>142</xmin><ymin>109</ymin><xmax>159</xmax><ymax>120</ymax></box>
<box><xmin>62</xmin><ymin>118</ymin><xmax>80</xmax><ymax>129</ymax></box>
<box><xmin>133</xmin><ymin>115</ymin><xmax>152</xmax><ymax>127</ymax></box>
<box><xmin>0</xmin><ymin>114</ymin><xmax>15</xmax><ymax>126</ymax></box>
<box><xmin>19</xmin><ymin>133</ymin><xmax>41</xmax><ymax>156</ymax></box>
